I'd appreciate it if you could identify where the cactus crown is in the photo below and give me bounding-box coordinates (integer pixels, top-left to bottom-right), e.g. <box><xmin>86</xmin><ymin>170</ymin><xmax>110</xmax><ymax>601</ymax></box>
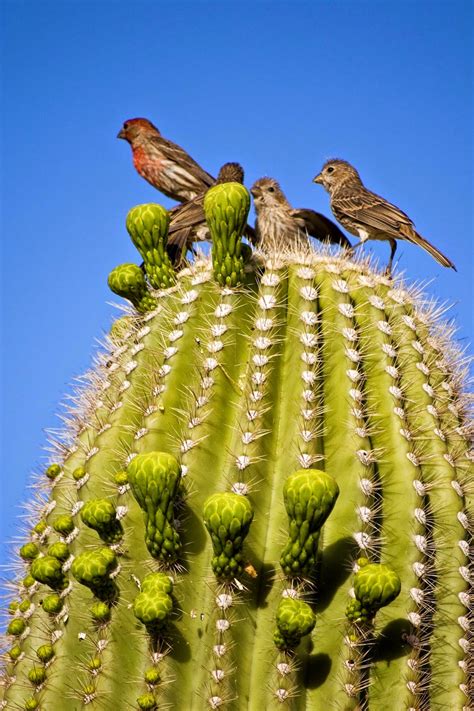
<box><xmin>1</xmin><ymin>185</ymin><xmax>471</xmax><ymax>711</ymax></box>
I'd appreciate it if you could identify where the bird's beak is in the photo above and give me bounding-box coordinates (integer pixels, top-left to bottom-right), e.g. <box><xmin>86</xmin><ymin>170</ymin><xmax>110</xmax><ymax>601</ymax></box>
<box><xmin>313</xmin><ymin>173</ymin><xmax>323</xmax><ymax>185</ymax></box>
<box><xmin>117</xmin><ymin>128</ymin><xmax>126</xmax><ymax>140</ymax></box>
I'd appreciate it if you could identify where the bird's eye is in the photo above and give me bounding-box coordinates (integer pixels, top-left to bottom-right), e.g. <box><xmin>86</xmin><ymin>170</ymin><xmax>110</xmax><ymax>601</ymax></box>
<box><xmin>267</xmin><ymin>186</ymin><xmax>275</xmax><ymax>192</ymax></box>
<box><xmin>326</xmin><ymin>166</ymin><xmax>334</xmax><ymax>174</ymax></box>
<box><xmin>123</xmin><ymin>122</ymin><xmax>129</xmax><ymax>129</ymax></box>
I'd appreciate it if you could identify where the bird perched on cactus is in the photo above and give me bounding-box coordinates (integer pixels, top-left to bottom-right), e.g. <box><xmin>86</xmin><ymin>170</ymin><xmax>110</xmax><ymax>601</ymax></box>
<box><xmin>117</xmin><ymin>118</ymin><xmax>214</xmax><ymax>202</ymax></box>
<box><xmin>167</xmin><ymin>162</ymin><xmax>256</xmax><ymax>268</ymax></box>
<box><xmin>251</xmin><ymin>177</ymin><xmax>351</xmax><ymax>253</ymax></box>
<box><xmin>313</xmin><ymin>159</ymin><xmax>457</xmax><ymax>273</ymax></box>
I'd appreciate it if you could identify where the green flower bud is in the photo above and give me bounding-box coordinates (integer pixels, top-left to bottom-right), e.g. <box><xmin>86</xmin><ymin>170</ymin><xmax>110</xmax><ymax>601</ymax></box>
<box><xmin>24</xmin><ymin>699</ymin><xmax>39</xmax><ymax>710</ymax></box>
<box><xmin>8</xmin><ymin>644</ymin><xmax>22</xmax><ymax>661</ymax></box>
<box><xmin>90</xmin><ymin>601</ymin><xmax>112</xmax><ymax>624</ymax></box>
<box><xmin>80</xmin><ymin>498</ymin><xmax>123</xmax><ymax>543</ymax></box>
<box><xmin>48</xmin><ymin>542</ymin><xmax>70</xmax><ymax>561</ymax></box>
<box><xmin>8</xmin><ymin>600</ymin><xmax>19</xmax><ymax>614</ymax></box>
<box><xmin>33</xmin><ymin>520</ymin><xmax>48</xmax><ymax>536</ymax></box>
<box><xmin>126</xmin><ymin>203</ymin><xmax>175</xmax><ymax>290</ymax></box>
<box><xmin>45</xmin><ymin>463</ymin><xmax>61</xmax><ymax>480</ymax></box>
<box><xmin>41</xmin><ymin>594</ymin><xmax>63</xmax><ymax>615</ymax></box>
<box><xmin>127</xmin><ymin>452</ymin><xmax>182</xmax><ymax>563</ymax></box>
<box><xmin>133</xmin><ymin>590</ymin><xmax>173</xmax><ymax>631</ymax></box>
<box><xmin>28</xmin><ymin>666</ymin><xmax>47</xmax><ymax>685</ymax></box>
<box><xmin>136</xmin><ymin>692</ymin><xmax>157</xmax><ymax>710</ymax></box>
<box><xmin>31</xmin><ymin>555</ymin><xmax>67</xmax><ymax>590</ymax></box>
<box><xmin>141</xmin><ymin>572</ymin><xmax>173</xmax><ymax>595</ymax></box>
<box><xmin>346</xmin><ymin>561</ymin><xmax>402</xmax><ymax>622</ymax></box>
<box><xmin>87</xmin><ymin>656</ymin><xmax>102</xmax><ymax>671</ymax></box>
<box><xmin>274</xmin><ymin>597</ymin><xmax>316</xmax><ymax>650</ymax></box>
<box><xmin>144</xmin><ymin>667</ymin><xmax>161</xmax><ymax>685</ymax></box>
<box><xmin>8</xmin><ymin>617</ymin><xmax>26</xmax><ymax>636</ymax></box>
<box><xmin>22</xmin><ymin>575</ymin><xmax>36</xmax><ymax>588</ymax></box>
<box><xmin>280</xmin><ymin>469</ymin><xmax>339</xmax><ymax>578</ymax></box>
<box><xmin>19</xmin><ymin>599</ymin><xmax>32</xmax><ymax>614</ymax></box>
<box><xmin>203</xmin><ymin>492</ymin><xmax>253</xmax><ymax>581</ymax></box>
<box><xmin>71</xmin><ymin>547</ymin><xmax>117</xmax><ymax>598</ymax></box>
<box><xmin>20</xmin><ymin>542</ymin><xmax>40</xmax><ymax>560</ymax></box>
<box><xmin>36</xmin><ymin>644</ymin><xmax>55</xmax><ymax>663</ymax></box>
<box><xmin>52</xmin><ymin>515</ymin><xmax>75</xmax><ymax>536</ymax></box>
<box><xmin>108</xmin><ymin>263</ymin><xmax>157</xmax><ymax>313</ymax></box>
<box><xmin>204</xmin><ymin>182</ymin><xmax>250</xmax><ymax>287</ymax></box>
<box><xmin>72</xmin><ymin>466</ymin><xmax>87</xmax><ymax>481</ymax></box>
<box><xmin>114</xmin><ymin>470</ymin><xmax>128</xmax><ymax>486</ymax></box>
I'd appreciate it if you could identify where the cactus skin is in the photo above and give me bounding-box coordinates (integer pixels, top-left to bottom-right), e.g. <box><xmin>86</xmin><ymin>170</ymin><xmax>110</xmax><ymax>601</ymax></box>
<box><xmin>1</xmin><ymin>193</ymin><xmax>472</xmax><ymax>711</ymax></box>
<box><xmin>126</xmin><ymin>203</ymin><xmax>175</xmax><ymax>289</ymax></box>
<box><xmin>204</xmin><ymin>182</ymin><xmax>250</xmax><ymax>286</ymax></box>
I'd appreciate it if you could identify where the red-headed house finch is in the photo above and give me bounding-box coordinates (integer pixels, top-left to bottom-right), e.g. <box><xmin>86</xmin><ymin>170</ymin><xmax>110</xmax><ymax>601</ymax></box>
<box><xmin>250</xmin><ymin>177</ymin><xmax>351</xmax><ymax>254</ymax></box>
<box><xmin>313</xmin><ymin>159</ymin><xmax>456</xmax><ymax>273</ymax></box>
<box><xmin>166</xmin><ymin>162</ymin><xmax>255</xmax><ymax>268</ymax></box>
<box><xmin>117</xmin><ymin>118</ymin><xmax>214</xmax><ymax>202</ymax></box>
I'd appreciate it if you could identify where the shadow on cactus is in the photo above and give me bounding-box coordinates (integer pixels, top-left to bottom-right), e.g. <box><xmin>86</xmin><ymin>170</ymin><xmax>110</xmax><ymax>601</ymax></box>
<box><xmin>1</xmin><ymin>183</ymin><xmax>472</xmax><ymax>711</ymax></box>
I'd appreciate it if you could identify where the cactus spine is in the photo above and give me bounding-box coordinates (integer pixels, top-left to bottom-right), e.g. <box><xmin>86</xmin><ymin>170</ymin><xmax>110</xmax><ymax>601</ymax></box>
<box><xmin>1</xmin><ymin>189</ymin><xmax>472</xmax><ymax>711</ymax></box>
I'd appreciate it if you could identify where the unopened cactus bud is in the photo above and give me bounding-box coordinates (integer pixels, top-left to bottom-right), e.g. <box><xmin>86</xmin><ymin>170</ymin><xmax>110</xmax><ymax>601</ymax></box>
<box><xmin>41</xmin><ymin>594</ymin><xmax>63</xmax><ymax>615</ymax></box>
<box><xmin>28</xmin><ymin>666</ymin><xmax>47</xmax><ymax>685</ymax></box>
<box><xmin>45</xmin><ymin>463</ymin><xmax>61</xmax><ymax>480</ymax></box>
<box><xmin>20</xmin><ymin>542</ymin><xmax>39</xmax><ymax>560</ymax></box>
<box><xmin>31</xmin><ymin>555</ymin><xmax>67</xmax><ymax>590</ymax></box>
<box><xmin>346</xmin><ymin>559</ymin><xmax>402</xmax><ymax>623</ymax></box>
<box><xmin>108</xmin><ymin>263</ymin><xmax>157</xmax><ymax>313</ymax></box>
<box><xmin>274</xmin><ymin>597</ymin><xmax>316</xmax><ymax>650</ymax></box>
<box><xmin>144</xmin><ymin>668</ymin><xmax>161</xmax><ymax>685</ymax></box>
<box><xmin>126</xmin><ymin>203</ymin><xmax>175</xmax><ymax>289</ymax></box>
<box><xmin>133</xmin><ymin>575</ymin><xmax>174</xmax><ymax>634</ymax></box>
<box><xmin>33</xmin><ymin>520</ymin><xmax>48</xmax><ymax>536</ymax></box>
<box><xmin>80</xmin><ymin>498</ymin><xmax>123</xmax><ymax>543</ymax></box>
<box><xmin>87</xmin><ymin>656</ymin><xmax>102</xmax><ymax>671</ymax></box>
<box><xmin>22</xmin><ymin>574</ymin><xmax>36</xmax><ymax>588</ymax></box>
<box><xmin>8</xmin><ymin>644</ymin><xmax>22</xmax><ymax>661</ymax></box>
<box><xmin>19</xmin><ymin>600</ymin><xmax>31</xmax><ymax>614</ymax></box>
<box><xmin>203</xmin><ymin>492</ymin><xmax>254</xmax><ymax>581</ymax></box>
<box><xmin>127</xmin><ymin>452</ymin><xmax>182</xmax><ymax>564</ymax></box>
<box><xmin>36</xmin><ymin>644</ymin><xmax>55</xmax><ymax>663</ymax></box>
<box><xmin>72</xmin><ymin>466</ymin><xmax>87</xmax><ymax>481</ymax></box>
<box><xmin>90</xmin><ymin>601</ymin><xmax>111</xmax><ymax>624</ymax></box>
<box><xmin>7</xmin><ymin>618</ymin><xmax>26</xmax><ymax>636</ymax></box>
<box><xmin>280</xmin><ymin>469</ymin><xmax>339</xmax><ymax>578</ymax></box>
<box><xmin>47</xmin><ymin>542</ymin><xmax>70</xmax><ymax>561</ymax></box>
<box><xmin>114</xmin><ymin>470</ymin><xmax>128</xmax><ymax>486</ymax></box>
<box><xmin>52</xmin><ymin>515</ymin><xmax>75</xmax><ymax>536</ymax></box>
<box><xmin>71</xmin><ymin>548</ymin><xmax>118</xmax><ymax>599</ymax></box>
<box><xmin>136</xmin><ymin>692</ymin><xmax>157</xmax><ymax>710</ymax></box>
<box><xmin>24</xmin><ymin>699</ymin><xmax>39</xmax><ymax>710</ymax></box>
<box><xmin>204</xmin><ymin>182</ymin><xmax>250</xmax><ymax>287</ymax></box>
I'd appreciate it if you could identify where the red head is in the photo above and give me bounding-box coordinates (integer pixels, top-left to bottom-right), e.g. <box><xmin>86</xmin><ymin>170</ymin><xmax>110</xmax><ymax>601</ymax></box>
<box><xmin>117</xmin><ymin>118</ymin><xmax>161</xmax><ymax>143</ymax></box>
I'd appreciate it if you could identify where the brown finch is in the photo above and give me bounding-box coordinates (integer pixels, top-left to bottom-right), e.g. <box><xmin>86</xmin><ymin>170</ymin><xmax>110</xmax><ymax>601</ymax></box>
<box><xmin>250</xmin><ymin>177</ymin><xmax>351</xmax><ymax>253</ymax></box>
<box><xmin>117</xmin><ymin>118</ymin><xmax>214</xmax><ymax>202</ymax></box>
<box><xmin>167</xmin><ymin>162</ymin><xmax>256</xmax><ymax>268</ymax></box>
<box><xmin>313</xmin><ymin>159</ymin><xmax>456</xmax><ymax>273</ymax></box>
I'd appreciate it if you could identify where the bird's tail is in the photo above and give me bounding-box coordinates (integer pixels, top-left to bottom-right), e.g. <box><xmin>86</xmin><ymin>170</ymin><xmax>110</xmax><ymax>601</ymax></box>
<box><xmin>401</xmin><ymin>225</ymin><xmax>457</xmax><ymax>271</ymax></box>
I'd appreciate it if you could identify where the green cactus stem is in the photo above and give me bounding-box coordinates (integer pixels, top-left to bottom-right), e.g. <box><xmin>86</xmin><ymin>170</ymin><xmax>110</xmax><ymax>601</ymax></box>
<box><xmin>127</xmin><ymin>451</ymin><xmax>182</xmax><ymax>564</ymax></box>
<box><xmin>280</xmin><ymin>468</ymin><xmax>339</xmax><ymax>578</ymax></box>
<box><xmin>204</xmin><ymin>182</ymin><xmax>250</xmax><ymax>287</ymax></box>
<box><xmin>108</xmin><ymin>263</ymin><xmax>158</xmax><ymax>313</ymax></box>
<box><xmin>80</xmin><ymin>498</ymin><xmax>123</xmax><ymax>543</ymax></box>
<box><xmin>126</xmin><ymin>203</ymin><xmax>175</xmax><ymax>289</ymax></box>
<box><xmin>203</xmin><ymin>492</ymin><xmax>254</xmax><ymax>581</ymax></box>
<box><xmin>273</xmin><ymin>597</ymin><xmax>316</xmax><ymax>650</ymax></box>
<box><xmin>1</xmin><ymin>186</ymin><xmax>471</xmax><ymax>710</ymax></box>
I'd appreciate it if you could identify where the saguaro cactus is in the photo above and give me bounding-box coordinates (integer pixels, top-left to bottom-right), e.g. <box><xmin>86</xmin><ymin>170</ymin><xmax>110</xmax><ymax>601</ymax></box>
<box><xmin>1</xmin><ymin>190</ymin><xmax>472</xmax><ymax>711</ymax></box>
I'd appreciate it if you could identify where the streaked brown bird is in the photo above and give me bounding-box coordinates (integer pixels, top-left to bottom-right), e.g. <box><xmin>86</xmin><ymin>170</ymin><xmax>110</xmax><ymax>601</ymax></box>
<box><xmin>166</xmin><ymin>162</ymin><xmax>256</xmax><ymax>268</ymax></box>
<box><xmin>250</xmin><ymin>177</ymin><xmax>351</xmax><ymax>253</ymax></box>
<box><xmin>313</xmin><ymin>159</ymin><xmax>456</xmax><ymax>273</ymax></box>
<box><xmin>117</xmin><ymin>118</ymin><xmax>214</xmax><ymax>202</ymax></box>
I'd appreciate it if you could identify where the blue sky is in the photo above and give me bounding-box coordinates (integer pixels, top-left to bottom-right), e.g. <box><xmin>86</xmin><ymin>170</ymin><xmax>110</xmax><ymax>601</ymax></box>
<box><xmin>1</xmin><ymin>1</ymin><xmax>472</xmax><ymax>565</ymax></box>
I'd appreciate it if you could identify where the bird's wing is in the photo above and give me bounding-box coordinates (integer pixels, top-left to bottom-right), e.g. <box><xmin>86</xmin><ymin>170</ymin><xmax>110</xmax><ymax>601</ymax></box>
<box><xmin>291</xmin><ymin>208</ymin><xmax>352</xmax><ymax>248</ymax></box>
<box><xmin>333</xmin><ymin>190</ymin><xmax>413</xmax><ymax>238</ymax></box>
<box><xmin>148</xmin><ymin>134</ymin><xmax>215</xmax><ymax>190</ymax></box>
<box><xmin>168</xmin><ymin>195</ymin><xmax>205</xmax><ymax>235</ymax></box>
<box><xmin>244</xmin><ymin>224</ymin><xmax>257</xmax><ymax>245</ymax></box>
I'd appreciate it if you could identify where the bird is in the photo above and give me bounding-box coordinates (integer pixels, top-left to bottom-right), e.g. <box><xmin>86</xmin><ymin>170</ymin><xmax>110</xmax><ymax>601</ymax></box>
<box><xmin>250</xmin><ymin>177</ymin><xmax>351</xmax><ymax>253</ymax></box>
<box><xmin>313</xmin><ymin>159</ymin><xmax>456</xmax><ymax>273</ymax></box>
<box><xmin>166</xmin><ymin>162</ymin><xmax>256</xmax><ymax>268</ymax></box>
<box><xmin>117</xmin><ymin>118</ymin><xmax>215</xmax><ymax>202</ymax></box>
